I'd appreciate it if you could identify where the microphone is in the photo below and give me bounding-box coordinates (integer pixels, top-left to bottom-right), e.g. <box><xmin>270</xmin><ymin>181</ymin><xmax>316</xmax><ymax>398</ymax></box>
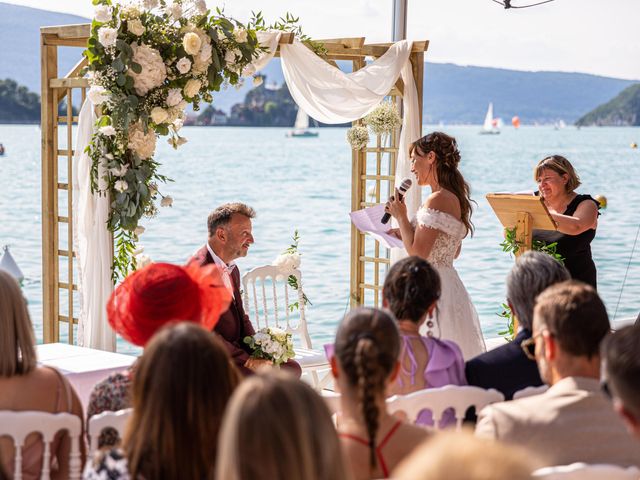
<box><xmin>381</xmin><ymin>178</ymin><xmax>412</xmax><ymax>224</ymax></box>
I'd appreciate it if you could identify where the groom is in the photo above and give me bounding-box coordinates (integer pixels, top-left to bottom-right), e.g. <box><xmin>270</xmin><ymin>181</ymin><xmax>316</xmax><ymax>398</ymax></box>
<box><xmin>188</xmin><ymin>202</ymin><xmax>301</xmax><ymax>377</ymax></box>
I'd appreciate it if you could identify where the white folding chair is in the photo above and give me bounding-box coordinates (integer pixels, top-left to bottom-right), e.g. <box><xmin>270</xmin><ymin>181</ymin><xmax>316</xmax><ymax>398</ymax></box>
<box><xmin>387</xmin><ymin>385</ymin><xmax>505</xmax><ymax>430</ymax></box>
<box><xmin>87</xmin><ymin>408</ymin><xmax>132</xmax><ymax>455</ymax></box>
<box><xmin>513</xmin><ymin>384</ymin><xmax>549</xmax><ymax>400</ymax></box>
<box><xmin>533</xmin><ymin>463</ymin><xmax>640</xmax><ymax>479</ymax></box>
<box><xmin>242</xmin><ymin>265</ymin><xmax>330</xmax><ymax>389</ymax></box>
<box><xmin>0</xmin><ymin>410</ymin><xmax>82</xmax><ymax>480</ymax></box>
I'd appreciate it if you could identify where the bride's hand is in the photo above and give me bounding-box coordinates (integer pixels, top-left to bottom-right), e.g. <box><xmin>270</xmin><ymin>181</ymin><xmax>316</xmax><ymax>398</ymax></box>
<box><xmin>386</xmin><ymin>228</ymin><xmax>402</xmax><ymax>239</ymax></box>
<box><xmin>385</xmin><ymin>188</ymin><xmax>407</xmax><ymax>220</ymax></box>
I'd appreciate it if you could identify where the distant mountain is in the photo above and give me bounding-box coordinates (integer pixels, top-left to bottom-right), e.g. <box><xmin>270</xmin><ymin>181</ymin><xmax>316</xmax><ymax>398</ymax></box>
<box><xmin>0</xmin><ymin>2</ymin><xmax>637</xmax><ymax>124</ymax></box>
<box><xmin>576</xmin><ymin>84</ymin><xmax>640</xmax><ymax>126</ymax></box>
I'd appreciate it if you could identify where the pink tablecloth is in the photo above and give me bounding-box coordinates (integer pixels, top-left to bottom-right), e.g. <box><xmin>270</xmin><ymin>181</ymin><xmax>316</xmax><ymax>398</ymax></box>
<box><xmin>36</xmin><ymin>343</ymin><xmax>136</xmax><ymax>410</ymax></box>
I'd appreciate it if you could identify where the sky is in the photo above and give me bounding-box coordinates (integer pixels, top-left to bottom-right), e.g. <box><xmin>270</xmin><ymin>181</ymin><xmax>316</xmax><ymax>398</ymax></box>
<box><xmin>6</xmin><ymin>0</ymin><xmax>640</xmax><ymax>80</ymax></box>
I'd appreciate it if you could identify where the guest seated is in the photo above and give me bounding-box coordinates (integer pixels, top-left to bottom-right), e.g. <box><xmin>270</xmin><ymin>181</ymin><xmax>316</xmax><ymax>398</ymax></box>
<box><xmin>476</xmin><ymin>281</ymin><xmax>640</xmax><ymax>466</ymax></box>
<box><xmin>466</xmin><ymin>251</ymin><xmax>569</xmax><ymax>400</ymax></box>
<box><xmin>86</xmin><ymin>262</ymin><xmax>231</xmax><ymax>447</ymax></box>
<box><xmin>189</xmin><ymin>202</ymin><xmax>302</xmax><ymax>377</ymax></box>
<box><xmin>393</xmin><ymin>431</ymin><xmax>539</xmax><ymax>480</ymax></box>
<box><xmin>0</xmin><ymin>270</ymin><xmax>85</xmax><ymax>479</ymax></box>
<box><xmin>216</xmin><ymin>369</ymin><xmax>349</xmax><ymax>480</ymax></box>
<box><xmin>331</xmin><ymin>308</ymin><xmax>429</xmax><ymax>480</ymax></box>
<box><xmin>84</xmin><ymin>323</ymin><xmax>239</xmax><ymax>479</ymax></box>
<box><xmin>383</xmin><ymin>256</ymin><xmax>465</xmax><ymax>426</ymax></box>
<box><xmin>602</xmin><ymin>325</ymin><xmax>640</xmax><ymax>440</ymax></box>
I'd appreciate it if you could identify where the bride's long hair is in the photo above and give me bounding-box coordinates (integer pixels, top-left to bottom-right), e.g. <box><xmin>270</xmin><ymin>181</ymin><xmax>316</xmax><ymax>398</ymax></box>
<box><xmin>410</xmin><ymin>131</ymin><xmax>475</xmax><ymax>236</ymax></box>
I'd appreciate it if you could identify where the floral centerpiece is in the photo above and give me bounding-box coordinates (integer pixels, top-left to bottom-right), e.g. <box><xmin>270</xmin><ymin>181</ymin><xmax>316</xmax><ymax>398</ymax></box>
<box><xmin>84</xmin><ymin>0</ymin><xmax>315</xmax><ymax>281</ymax></box>
<box><xmin>243</xmin><ymin>327</ymin><xmax>295</xmax><ymax>366</ymax></box>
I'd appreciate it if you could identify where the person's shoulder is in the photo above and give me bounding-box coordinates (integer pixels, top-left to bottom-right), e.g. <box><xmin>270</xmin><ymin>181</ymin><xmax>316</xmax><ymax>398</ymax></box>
<box><xmin>399</xmin><ymin>421</ymin><xmax>430</xmax><ymax>443</ymax></box>
<box><xmin>87</xmin><ymin>368</ymin><xmax>133</xmax><ymax>416</ymax></box>
<box><xmin>187</xmin><ymin>244</ymin><xmax>211</xmax><ymax>266</ymax></box>
<box><xmin>84</xmin><ymin>448</ymin><xmax>129</xmax><ymax>479</ymax></box>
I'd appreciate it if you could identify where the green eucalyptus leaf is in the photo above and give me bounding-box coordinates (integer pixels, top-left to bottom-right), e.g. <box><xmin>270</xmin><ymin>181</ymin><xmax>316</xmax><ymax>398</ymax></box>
<box><xmin>116</xmin><ymin>74</ymin><xmax>126</xmax><ymax>86</ymax></box>
<box><xmin>112</xmin><ymin>58</ymin><xmax>125</xmax><ymax>72</ymax></box>
<box><xmin>130</xmin><ymin>62</ymin><xmax>142</xmax><ymax>74</ymax></box>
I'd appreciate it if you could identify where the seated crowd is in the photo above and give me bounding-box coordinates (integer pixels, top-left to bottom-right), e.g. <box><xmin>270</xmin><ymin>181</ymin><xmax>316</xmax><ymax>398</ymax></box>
<box><xmin>1</xmin><ymin>246</ymin><xmax>640</xmax><ymax>479</ymax></box>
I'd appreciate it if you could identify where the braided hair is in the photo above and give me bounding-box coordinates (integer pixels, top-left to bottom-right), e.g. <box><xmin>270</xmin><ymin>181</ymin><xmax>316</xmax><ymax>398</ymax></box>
<box><xmin>410</xmin><ymin>131</ymin><xmax>475</xmax><ymax>235</ymax></box>
<box><xmin>383</xmin><ymin>256</ymin><xmax>441</xmax><ymax>324</ymax></box>
<box><xmin>334</xmin><ymin>308</ymin><xmax>400</xmax><ymax>470</ymax></box>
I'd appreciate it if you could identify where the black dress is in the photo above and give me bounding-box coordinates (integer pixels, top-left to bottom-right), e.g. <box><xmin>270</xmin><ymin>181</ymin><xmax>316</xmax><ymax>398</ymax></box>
<box><xmin>533</xmin><ymin>193</ymin><xmax>600</xmax><ymax>288</ymax></box>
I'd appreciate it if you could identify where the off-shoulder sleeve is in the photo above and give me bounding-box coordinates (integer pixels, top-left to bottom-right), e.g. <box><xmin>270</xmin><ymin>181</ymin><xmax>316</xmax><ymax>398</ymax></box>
<box><xmin>416</xmin><ymin>208</ymin><xmax>467</xmax><ymax>238</ymax></box>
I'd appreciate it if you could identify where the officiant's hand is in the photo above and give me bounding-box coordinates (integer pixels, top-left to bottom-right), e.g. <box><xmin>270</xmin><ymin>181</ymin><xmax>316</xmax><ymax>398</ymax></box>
<box><xmin>385</xmin><ymin>188</ymin><xmax>407</xmax><ymax>220</ymax></box>
<box><xmin>386</xmin><ymin>228</ymin><xmax>402</xmax><ymax>239</ymax></box>
<box><xmin>244</xmin><ymin>358</ymin><xmax>272</xmax><ymax>371</ymax></box>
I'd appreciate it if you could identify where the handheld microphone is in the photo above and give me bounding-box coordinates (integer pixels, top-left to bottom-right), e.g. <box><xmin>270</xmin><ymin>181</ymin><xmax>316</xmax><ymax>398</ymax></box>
<box><xmin>381</xmin><ymin>178</ymin><xmax>412</xmax><ymax>224</ymax></box>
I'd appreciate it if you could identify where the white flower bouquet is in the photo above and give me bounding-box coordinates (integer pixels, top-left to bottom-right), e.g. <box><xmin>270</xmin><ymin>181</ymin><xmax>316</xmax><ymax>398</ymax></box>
<box><xmin>244</xmin><ymin>327</ymin><xmax>295</xmax><ymax>366</ymax></box>
<box><xmin>346</xmin><ymin>126</ymin><xmax>370</xmax><ymax>150</ymax></box>
<box><xmin>364</xmin><ymin>102</ymin><xmax>401</xmax><ymax>136</ymax></box>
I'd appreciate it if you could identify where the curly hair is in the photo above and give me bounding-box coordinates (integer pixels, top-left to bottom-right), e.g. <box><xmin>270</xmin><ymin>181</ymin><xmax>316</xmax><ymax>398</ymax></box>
<box><xmin>334</xmin><ymin>308</ymin><xmax>400</xmax><ymax>470</ymax></box>
<box><xmin>410</xmin><ymin>131</ymin><xmax>474</xmax><ymax>235</ymax></box>
<box><xmin>383</xmin><ymin>256</ymin><xmax>440</xmax><ymax>324</ymax></box>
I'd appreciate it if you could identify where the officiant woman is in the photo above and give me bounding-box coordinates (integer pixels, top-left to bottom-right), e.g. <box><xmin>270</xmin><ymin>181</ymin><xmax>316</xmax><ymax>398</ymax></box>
<box><xmin>533</xmin><ymin>155</ymin><xmax>599</xmax><ymax>288</ymax></box>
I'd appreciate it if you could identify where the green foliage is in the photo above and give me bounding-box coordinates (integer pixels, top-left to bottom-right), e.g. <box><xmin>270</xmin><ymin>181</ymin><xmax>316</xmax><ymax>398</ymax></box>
<box><xmin>282</xmin><ymin>230</ymin><xmax>311</xmax><ymax>311</ymax></box>
<box><xmin>249</xmin><ymin>11</ymin><xmax>327</xmax><ymax>57</ymax></box>
<box><xmin>0</xmin><ymin>78</ymin><xmax>40</xmax><ymax>123</ymax></box>
<box><xmin>576</xmin><ymin>83</ymin><xmax>640</xmax><ymax>127</ymax></box>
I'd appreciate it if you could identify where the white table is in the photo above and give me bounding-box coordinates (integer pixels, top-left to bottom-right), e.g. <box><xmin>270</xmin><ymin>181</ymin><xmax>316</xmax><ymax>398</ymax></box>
<box><xmin>36</xmin><ymin>343</ymin><xmax>137</xmax><ymax>410</ymax></box>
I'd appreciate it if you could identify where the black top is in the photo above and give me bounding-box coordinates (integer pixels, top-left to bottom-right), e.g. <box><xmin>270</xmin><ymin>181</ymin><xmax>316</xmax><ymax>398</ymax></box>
<box><xmin>533</xmin><ymin>193</ymin><xmax>600</xmax><ymax>288</ymax></box>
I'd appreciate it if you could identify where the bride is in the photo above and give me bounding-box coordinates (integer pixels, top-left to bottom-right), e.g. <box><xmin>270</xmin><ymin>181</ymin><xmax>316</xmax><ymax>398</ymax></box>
<box><xmin>386</xmin><ymin>131</ymin><xmax>486</xmax><ymax>359</ymax></box>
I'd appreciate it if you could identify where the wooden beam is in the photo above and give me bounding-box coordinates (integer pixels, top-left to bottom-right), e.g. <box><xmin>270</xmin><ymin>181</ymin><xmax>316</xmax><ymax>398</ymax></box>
<box><xmin>41</xmin><ymin>24</ymin><xmax>90</xmax><ymax>38</ymax></box>
<box><xmin>51</xmin><ymin>78</ymin><xmax>89</xmax><ymax>89</ymax></box>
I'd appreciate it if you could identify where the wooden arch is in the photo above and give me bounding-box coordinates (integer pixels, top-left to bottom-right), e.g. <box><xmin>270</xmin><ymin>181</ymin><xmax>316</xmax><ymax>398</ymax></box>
<box><xmin>40</xmin><ymin>23</ymin><xmax>428</xmax><ymax>344</ymax></box>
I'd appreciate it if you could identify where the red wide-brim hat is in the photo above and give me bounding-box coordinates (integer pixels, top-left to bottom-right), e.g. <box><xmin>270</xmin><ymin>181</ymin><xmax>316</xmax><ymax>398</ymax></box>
<box><xmin>107</xmin><ymin>262</ymin><xmax>232</xmax><ymax>346</ymax></box>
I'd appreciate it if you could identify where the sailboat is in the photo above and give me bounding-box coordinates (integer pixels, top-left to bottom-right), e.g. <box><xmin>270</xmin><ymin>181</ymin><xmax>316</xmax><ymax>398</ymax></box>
<box><xmin>480</xmin><ymin>102</ymin><xmax>500</xmax><ymax>135</ymax></box>
<box><xmin>287</xmin><ymin>107</ymin><xmax>319</xmax><ymax>138</ymax></box>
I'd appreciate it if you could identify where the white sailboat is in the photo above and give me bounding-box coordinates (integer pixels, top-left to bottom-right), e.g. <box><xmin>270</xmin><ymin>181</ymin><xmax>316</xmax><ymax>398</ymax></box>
<box><xmin>287</xmin><ymin>107</ymin><xmax>319</xmax><ymax>138</ymax></box>
<box><xmin>480</xmin><ymin>102</ymin><xmax>500</xmax><ymax>135</ymax></box>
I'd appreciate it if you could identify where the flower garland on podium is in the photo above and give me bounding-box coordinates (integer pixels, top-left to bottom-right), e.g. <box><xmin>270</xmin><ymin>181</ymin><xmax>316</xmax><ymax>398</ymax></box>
<box><xmin>84</xmin><ymin>0</ymin><xmax>309</xmax><ymax>280</ymax></box>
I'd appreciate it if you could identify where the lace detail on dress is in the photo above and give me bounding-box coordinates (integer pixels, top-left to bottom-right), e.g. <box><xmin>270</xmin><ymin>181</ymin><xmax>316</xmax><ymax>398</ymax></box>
<box><xmin>415</xmin><ymin>208</ymin><xmax>466</xmax><ymax>268</ymax></box>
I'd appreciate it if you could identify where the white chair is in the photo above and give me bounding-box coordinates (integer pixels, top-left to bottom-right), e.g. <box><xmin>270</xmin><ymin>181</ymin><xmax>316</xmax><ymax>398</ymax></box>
<box><xmin>533</xmin><ymin>463</ymin><xmax>640</xmax><ymax>479</ymax></box>
<box><xmin>242</xmin><ymin>265</ymin><xmax>330</xmax><ymax>389</ymax></box>
<box><xmin>0</xmin><ymin>410</ymin><xmax>82</xmax><ymax>480</ymax></box>
<box><xmin>513</xmin><ymin>384</ymin><xmax>549</xmax><ymax>400</ymax></box>
<box><xmin>387</xmin><ymin>385</ymin><xmax>505</xmax><ymax>430</ymax></box>
<box><xmin>87</xmin><ymin>408</ymin><xmax>132</xmax><ymax>455</ymax></box>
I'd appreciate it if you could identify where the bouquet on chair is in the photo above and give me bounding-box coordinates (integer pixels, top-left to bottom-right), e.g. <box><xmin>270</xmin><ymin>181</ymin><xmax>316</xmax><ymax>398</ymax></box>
<box><xmin>244</xmin><ymin>327</ymin><xmax>295</xmax><ymax>366</ymax></box>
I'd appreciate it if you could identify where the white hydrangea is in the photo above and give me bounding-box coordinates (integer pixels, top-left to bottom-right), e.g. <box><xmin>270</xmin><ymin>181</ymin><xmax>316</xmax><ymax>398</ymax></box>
<box><xmin>150</xmin><ymin>107</ymin><xmax>169</xmax><ymax>124</ymax></box>
<box><xmin>166</xmin><ymin>88</ymin><xmax>183</xmax><ymax>107</ymax></box>
<box><xmin>273</xmin><ymin>253</ymin><xmax>301</xmax><ymax>272</ymax></box>
<box><xmin>98</xmin><ymin>27</ymin><xmax>118</xmax><ymax>47</ymax></box>
<box><xmin>176</xmin><ymin>57</ymin><xmax>191</xmax><ymax>74</ymax></box>
<box><xmin>183</xmin><ymin>32</ymin><xmax>202</xmax><ymax>56</ymax></box>
<box><xmin>128</xmin><ymin>19</ymin><xmax>145</xmax><ymax>36</ymax></box>
<box><xmin>128</xmin><ymin>43</ymin><xmax>167</xmax><ymax>96</ymax></box>
<box><xmin>127</xmin><ymin>121</ymin><xmax>157</xmax><ymax>159</ymax></box>
<box><xmin>183</xmin><ymin>78</ymin><xmax>201</xmax><ymax>98</ymax></box>
<box><xmin>94</xmin><ymin>5</ymin><xmax>112</xmax><ymax>23</ymax></box>
<box><xmin>199</xmin><ymin>42</ymin><xmax>212</xmax><ymax>62</ymax></box>
<box><xmin>114</xmin><ymin>180</ymin><xmax>128</xmax><ymax>193</ymax></box>
<box><xmin>87</xmin><ymin>85</ymin><xmax>109</xmax><ymax>105</ymax></box>
<box><xmin>234</xmin><ymin>28</ymin><xmax>248</xmax><ymax>43</ymax></box>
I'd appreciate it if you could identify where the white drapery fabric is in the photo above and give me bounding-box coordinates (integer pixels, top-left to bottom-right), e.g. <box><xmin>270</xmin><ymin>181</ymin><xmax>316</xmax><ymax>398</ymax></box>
<box><xmin>72</xmin><ymin>99</ymin><xmax>116</xmax><ymax>351</ymax></box>
<box><xmin>73</xmin><ymin>35</ymin><xmax>421</xmax><ymax>349</ymax></box>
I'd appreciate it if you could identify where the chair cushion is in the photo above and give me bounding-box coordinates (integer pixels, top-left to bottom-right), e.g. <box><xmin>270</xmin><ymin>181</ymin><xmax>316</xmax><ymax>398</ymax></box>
<box><xmin>294</xmin><ymin>348</ymin><xmax>329</xmax><ymax>368</ymax></box>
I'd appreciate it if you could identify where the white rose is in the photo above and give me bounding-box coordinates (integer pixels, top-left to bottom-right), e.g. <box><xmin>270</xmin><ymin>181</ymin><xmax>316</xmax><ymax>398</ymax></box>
<box><xmin>176</xmin><ymin>57</ymin><xmax>191</xmax><ymax>74</ymax></box>
<box><xmin>150</xmin><ymin>107</ymin><xmax>169</xmax><ymax>124</ymax></box>
<box><xmin>99</xmin><ymin>125</ymin><xmax>116</xmax><ymax>136</ymax></box>
<box><xmin>88</xmin><ymin>85</ymin><xmax>109</xmax><ymax>105</ymax></box>
<box><xmin>193</xmin><ymin>0</ymin><xmax>207</xmax><ymax>15</ymax></box>
<box><xmin>183</xmin><ymin>32</ymin><xmax>202</xmax><ymax>56</ymax></box>
<box><xmin>142</xmin><ymin>0</ymin><xmax>159</xmax><ymax>9</ymax></box>
<box><xmin>167</xmin><ymin>136</ymin><xmax>188</xmax><ymax>148</ymax></box>
<box><xmin>199</xmin><ymin>42</ymin><xmax>212</xmax><ymax>62</ymax></box>
<box><xmin>127</xmin><ymin>121</ymin><xmax>157</xmax><ymax>159</ymax></box>
<box><xmin>166</xmin><ymin>88</ymin><xmax>183</xmax><ymax>107</ymax></box>
<box><xmin>114</xmin><ymin>180</ymin><xmax>128</xmax><ymax>193</ymax></box>
<box><xmin>224</xmin><ymin>48</ymin><xmax>239</xmax><ymax>64</ymax></box>
<box><xmin>173</xmin><ymin>117</ymin><xmax>184</xmax><ymax>131</ymax></box>
<box><xmin>183</xmin><ymin>79</ymin><xmax>201</xmax><ymax>98</ymax></box>
<box><xmin>273</xmin><ymin>253</ymin><xmax>301</xmax><ymax>271</ymax></box>
<box><xmin>135</xmin><ymin>253</ymin><xmax>152</xmax><ymax>269</ymax></box>
<box><xmin>242</xmin><ymin>64</ymin><xmax>256</xmax><ymax>77</ymax></box>
<box><xmin>253</xmin><ymin>75</ymin><xmax>264</xmax><ymax>87</ymax></box>
<box><xmin>234</xmin><ymin>28</ymin><xmax>248</xmax><ymax>43</ymax></box>
<box><xmin>161</xmin><ymin>195</ymin><xmax>173</xmax><ymax>207</ymax></box>
<box><xmin>134</xmin><ymin>226</ymin><xmax>146</xmax><ymax>236</ymax></box>
<box><xmin>128</xmin><ymin>19</ymin><xmax>145</xmax><ymax>36</ymax></box>
<box><xmin>94</xmin><ymin>5</ymin><xmax>112</xmax><ymax>23</ymax></box>
<box><xmin>167</xmin><ymin>3</ymin><xmax>182</xmax><ymax>20</ymax></box>
<box><xmin>110</xmin><ymin>165</ymin><xmax>128</xmax><ymax>177</ymax></box>
<box><xmin>97</xmin><ymin>27</ymin><xmax>118</xmax><ymax>48</ymax></box>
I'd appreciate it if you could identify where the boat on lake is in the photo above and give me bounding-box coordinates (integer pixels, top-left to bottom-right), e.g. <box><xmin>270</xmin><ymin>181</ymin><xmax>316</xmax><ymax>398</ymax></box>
<box><xmin>287</xmin><ymin>108</ymin><xmax>319</xmax><ymax>138</ymax></box>
<box><xmin>480</xmin><ymin>102</ymin><xmax>500</xmax><ymax>135</ymax></box>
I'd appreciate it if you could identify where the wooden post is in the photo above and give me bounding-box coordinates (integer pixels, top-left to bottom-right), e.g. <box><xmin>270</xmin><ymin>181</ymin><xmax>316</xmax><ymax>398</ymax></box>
<box><xmin>515</xmin><ymin>211</ymin><xmax>533</xmax><ymax>258</ymax></box>
<box><xmin>41</xmin><ymin>33</ymin><xmax>59</xmax><ymax>343</ymax></box>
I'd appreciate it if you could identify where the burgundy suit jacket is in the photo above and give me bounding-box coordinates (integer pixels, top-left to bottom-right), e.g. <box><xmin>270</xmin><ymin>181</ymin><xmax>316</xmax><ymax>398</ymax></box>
<box><xmin>188</xmin><ymin>245</ymin><xmax>256</xmax><ymax>375</ymax></box>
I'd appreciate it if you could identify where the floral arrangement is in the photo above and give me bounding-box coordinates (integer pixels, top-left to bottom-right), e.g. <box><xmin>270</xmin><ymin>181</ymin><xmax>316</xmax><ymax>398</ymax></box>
<box><xmin>84</xmin><ymin>0</ymin><xmax>313</xmax><ymax>281</ymax></box>
<box><xmin>273</xmin><ymin>230</ymin><xmax>311</xmax><ymax>311</ymax></box>
<box><xmin>243</xmin><ymin>326</ymin><xmax>295</xmax><ymax>366</ymax></box>
<box><xmin>346</xmin><ymin>125</ymin><xmax>370</xmax><ymax>150</ymax></box>
<box><xmin>364</xmin><ymin>101</ymin><xmax>402</xmax><ymax>136</ymax></box>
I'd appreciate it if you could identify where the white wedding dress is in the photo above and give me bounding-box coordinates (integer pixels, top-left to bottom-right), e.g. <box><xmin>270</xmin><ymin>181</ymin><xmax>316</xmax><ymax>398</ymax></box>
<box><xmin>415</xmin><ymin>207</ymin><xmax>486</xmax><ymax>360</ymax></box>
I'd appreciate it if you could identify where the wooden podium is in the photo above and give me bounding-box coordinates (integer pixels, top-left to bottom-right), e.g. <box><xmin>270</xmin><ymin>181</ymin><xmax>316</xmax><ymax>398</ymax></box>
<box><xmin>486</xmin><ymin>194</ymin><xmax>557</xmax><ymax>257</ymax></box>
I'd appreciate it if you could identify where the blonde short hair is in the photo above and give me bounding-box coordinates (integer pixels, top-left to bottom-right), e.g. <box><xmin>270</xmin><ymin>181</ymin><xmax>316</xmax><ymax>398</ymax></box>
<box><xmin>534</xmin><ymin>155</ymin><xmax>581</xmax><ymax>193</ymax></box>
<box><xmin>216</xmin><ymin>370</ymin><xmax>350</xmax><ymax>480</ymax></box>
<box><xmin>393</xmin><ymin>430</ymin><xmax>540</xmax><ymax>480</ymax></box>
<box><xmin>0</xmin><ymin>270</ymin><xmax>37</xmax><ymax>376</ymax></box>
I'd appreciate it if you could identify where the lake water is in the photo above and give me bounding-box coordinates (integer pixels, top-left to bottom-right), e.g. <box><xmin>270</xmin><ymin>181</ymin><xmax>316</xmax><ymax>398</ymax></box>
<box><xmin>1</xmin><ymin>124</ymin><xmax>639</xmax><ymax>355</ymax></box>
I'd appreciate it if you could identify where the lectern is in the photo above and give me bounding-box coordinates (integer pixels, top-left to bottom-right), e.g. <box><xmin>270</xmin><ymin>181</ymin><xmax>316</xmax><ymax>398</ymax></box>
<box><xmin>486</xmin><ymin>194</ymin><xmax>556</xmax><ymax>257</ymax></box>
